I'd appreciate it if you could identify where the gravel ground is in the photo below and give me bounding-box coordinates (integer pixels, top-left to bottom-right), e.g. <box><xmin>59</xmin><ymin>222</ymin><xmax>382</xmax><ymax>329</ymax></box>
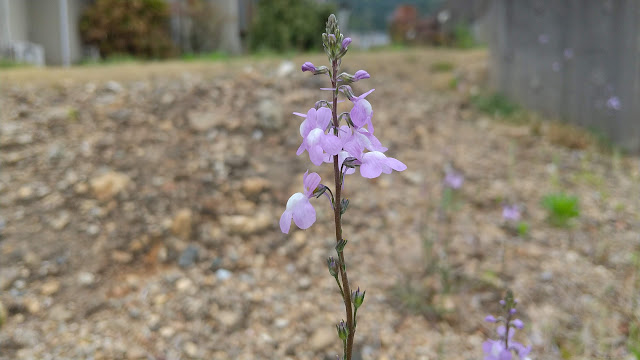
<box><xmin>0</xmin><ymin>48</ymin><xmax>638</xmax><ymax>360</ymax></box>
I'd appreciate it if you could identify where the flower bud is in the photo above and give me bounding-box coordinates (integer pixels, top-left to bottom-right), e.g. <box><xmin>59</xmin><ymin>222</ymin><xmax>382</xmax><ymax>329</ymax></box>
<box><xmin>335</xmin><ymin>239</ymin><xmax>348</xmax><ymax>253</ymax></box>
<box><xmin>340</xmin><ymin>198</ymin><xmax>349</xmax><ymax>215</ymax></box>
<box><xmin>301</xmin><ymin>62</ymin><xmax>316</xmax><ymax>73</ymax></box>
<box><xmin>342</xmin><ymin>37</ymin><xmax>352</xmax><ymax>50</ymax></box>
<box><xmin>351</xmin><ymin>287</ymin><xmax>365</xmax><ymax>309</ymax></box>
<box><xmin>353</xmin><ymin>70</ymin><xmax>370</xmax><ymax>81</ymax></box>
<box><xmin>512</xmin><ymin>319</ymin><xmax>524</xmax><ymax>329</ymax></box>
<box><xmin>485</xmin><ymin>315</ymin><xmax>497</xmax><ymax>323</ymax></box>
<box><xmin>327</xmin><ymin>256</ymin><xmax>339</xmax><ymax>277</ymax></box>
<box><xmin>338</xmin><ymin>85</ymin><xmax>355</xmax><ymax>100</ymax></box>
<box><xmin>336</xmin><ymin>319</ymin><xmax>349</xmax><ymax>340</ymax></box>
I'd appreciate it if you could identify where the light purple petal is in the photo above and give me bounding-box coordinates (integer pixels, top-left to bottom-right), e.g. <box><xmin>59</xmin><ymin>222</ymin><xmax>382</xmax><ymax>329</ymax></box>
<box><xmin>356</xmin><ymin>88</ymin><xmax>375</xmax><ymax>100</ymax></box>
<box><xmin>498</xmin><ymin>350</ymin><xmax>512</xmax><ymax>360</ymax></box>
<box><xmin>354</xmin><ymin>70</ymin><xmax>370</xmax><ymax>81</ymax></box>
<box><xmin>350</xmin><ymin>102</ymin><xmax>368</xmax><ymax>128</ymax></box>
<box><xmin>309</xmin><ymin>145</ymin><xmax>325</xmax><ymax>166</ymax></box>
<box><xmin>300</xmin><ymin>108</ymin><xmax>317</xmax><ymax>137</ymax></box>
<box><xmin>280</xmin><ymin>210</ymin><xmax>293</xmax><ymax>234</ymax></box>
<box><xmin>321</xmin><ymin>134</ymin><xmax>342</xmax><ymax>156</ymax></box>
<box><xmin>303</xmin><ymin>172</ymin><xmax>321</xmax><ymax>196</ymax></box>
<box><xmin>292</xmin><ymin>200</ymin><xmax>316</xmax><ymax>229</ymax></box>
<box><xmin>316</xmin><ymin>107</ymin><xmax>332</xmax><ymax>131</ymax></box>
<box><xmin>343</xmin><ymin>138</ymin><xmax>363</xmax><ymax>160</ymax></box>
<box><xmin>360</xmin><ymin>152</ymin><xmax>386</xmax><ymax>178</ymax></box>
<box><xmin>306</xmin><ymin>128</ymin><xmax>324</xmax><ymax>147</ymax></box>
<box><xmin>296</xmin><ymin>142</ymin><xmax>306</xmax><ymax>156</ymax></box>
<box><xmin>485</xmin><ymin>315</ymin><xmax>497</xmax><ymax>323</ymax></box>
<box><xmin>386</xmin><ymin>157</ymin><xmax>407</xmax><ymax>172</ymax></box>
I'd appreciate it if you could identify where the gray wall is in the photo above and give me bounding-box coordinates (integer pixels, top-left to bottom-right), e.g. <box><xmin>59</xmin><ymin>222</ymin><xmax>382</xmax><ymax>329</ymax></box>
<box><xmin>488</xmin><ymin>0</ymin><xmax>640</xmax><ymax>152</ymax></box>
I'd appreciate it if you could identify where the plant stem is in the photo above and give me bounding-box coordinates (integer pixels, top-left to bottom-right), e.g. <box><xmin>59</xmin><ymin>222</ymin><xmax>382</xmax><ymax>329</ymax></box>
<box><xmin>331</xmin><ymin>58</ymin><xmax>354</xmax><ymax>360</ymax></box>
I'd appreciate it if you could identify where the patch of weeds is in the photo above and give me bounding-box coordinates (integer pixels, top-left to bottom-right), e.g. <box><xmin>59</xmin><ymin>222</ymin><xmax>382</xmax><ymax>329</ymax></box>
<box><xmin>452</xmin><ymin>23</ymin><xmax>476</xmax><ymax>49</ymax></box>
<box><xmin>542</xmin><ymin>193</ymin><xmax>580</xmax><ymax>227</ymax></box>
<box><xmin>629</xmin><ymin>322</ymin><xmax>640</xmax><ymax>359</ymax></box>
<box><xmin>0</xmin><ymin>59</ymin><xmax>32</xmax><ymax>68</ymax></box>
<box><xmin>390</xmin><ymin>281</ymin><xmax>446</xmax><ymax>321</ymax></box>
<box><xmin>516</xmin><ymin>221</ymin><xmax>530</xmax><ymax>238</ymax></box>
<box><xmin>471</xmin><ymin>93</ymin><xmax>519</xmax><ymax>117</ymax></box>
<box><xmin>546</xmin><ymin>122</ymin><xmax>594</xmax><ymax>150</ymax></box>
<box><xmin>430</xmin><ymin>61</ymin><xmax>454</xmax><ymax>73</ymax></box>
<box><xmin>449</xmin><ymin>76</ymin><xmax>459</xmax><ymax>90</ymax></box>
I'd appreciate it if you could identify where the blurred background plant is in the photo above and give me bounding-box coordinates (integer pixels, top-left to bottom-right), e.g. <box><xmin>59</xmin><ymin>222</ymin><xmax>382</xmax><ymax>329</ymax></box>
<box><xmin>541</xmin><ymin>193</ymin><xmax>580</xmax><ymax>227</ymax></box>
<box><xmin>248</xmin><ymin>0</ymin><xmax>335</xmax><ymax>53</ymax></box>
<box><xmin>79</xmin><ymin>0</ymin><xmax>175</xmax><ymax>59</ymax></box>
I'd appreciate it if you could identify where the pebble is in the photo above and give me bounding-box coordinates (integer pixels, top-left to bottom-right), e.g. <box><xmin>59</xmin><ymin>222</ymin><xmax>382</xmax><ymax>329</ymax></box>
<box><xmin>178</xmin><ymin>245</ymin><xmax>199</xmax><ymax>268</ymax></box>
<box><xmin>171</xmin><ymin>208</ymin><xmax>193</xmax><ymax>240</ymax></box>
<box><xmin>215</xmin><ymin>268</ymin><xmax>232</xmax><ymax>281</ymax></box>
<box><xmin>41</xmin><ymin>279</ymin><xmax>61</xmax><ymax>296</ymax></box>
<box><xmin>90</xmin><ymin>171</ymin><xmax>131</xmax><ymax>201</ymax></box>
<box><xmin>77</xmin><ymin>272</ymin><xmax>96</xmax><ymax>286</ymax></box>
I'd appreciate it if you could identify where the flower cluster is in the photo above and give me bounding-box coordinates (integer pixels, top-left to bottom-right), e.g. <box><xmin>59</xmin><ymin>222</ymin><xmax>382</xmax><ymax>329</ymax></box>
<box><xmin>280</xmin><ymin>33</ymin><xmax>406</xmax><ymax>234</ymax></box>
<box><xmin>483</xmin><ymin>291</ymin><xmax>532</xmax><ymax>360</ymax></box>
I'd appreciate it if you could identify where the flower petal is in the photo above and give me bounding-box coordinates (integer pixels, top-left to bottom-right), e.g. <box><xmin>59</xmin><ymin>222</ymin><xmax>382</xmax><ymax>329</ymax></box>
<box><xmin>309</xmin><ymin>145</ymin><xmax>325</xmax><ymax>166</ymax></box>
<box><xmin>386</xmin><ymin>157</ymin><xmax>407</xmax><ymax>172</ymax></box>
<box><xmin>292</xmin><ymin>199</ymin><xmax>316</xmax><ymax>229</ymax></box>
<box><xmin>360</xmin><ymin>152</ymin><xmax>385</xmax><ymax>178</ymax></box>
<box><xmin>303</xmin><ymin>172</ymin><xmax>321</xmax><ymax>196</ymax></box>
<box><xmin>321</xmin><ymin>133</ymin><xmax>343</xmax><ymax>156</ymax></box>
<box><xmin>280</xmin><ymin>210</ymin><xmax>293</xmax><ymax>234</ymax></box>
<box><xmin>316</xmin><ymin>107</ymin><xmax>332</xmax><ymax>131</ymax></box>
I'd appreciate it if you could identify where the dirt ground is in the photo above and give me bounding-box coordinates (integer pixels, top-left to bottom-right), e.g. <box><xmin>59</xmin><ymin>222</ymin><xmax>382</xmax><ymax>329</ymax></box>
<box><xmin>1</xmin><ymin>48</ymin><xmax>639</xmax><ymax>360</ymax></box>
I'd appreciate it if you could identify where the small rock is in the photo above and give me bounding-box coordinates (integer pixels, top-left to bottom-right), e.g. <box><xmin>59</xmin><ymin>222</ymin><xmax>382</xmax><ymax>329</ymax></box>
<box><xmin>90</xmin><ymin>171</ymin><xmax>131</xmax><ymax>201</ymax></box>
<box><xmin>126</xmin><ymin>346</ymin><xmax>147</xmax><ymax>359</ymax></box>
<box><xmin>108</xmin><ymin>109</ymin><xmax>132</xmax><ymax>123</ymax></box>
<box><xmin>170</xmin><ymin>208</ymin><xmax>193</xmax><ymax>240</ymax></box>
<box><xmin>216</xmin><ymin>268</ymin><xmax>232</xmax><ymax>281</ymax></box>
<box><xmin>188</xmin><ymin>111</ymin><xmax>222</xmax><ymax>132</ymax></box>
<box><xmin>183</xmin><ymin>342</ymin><xmax>199</xmax><ymax>357</ymax></box>
<box><xmin>77</xmin><ymin>272</ymin><xmax>96</xmax><ymax>286</ymax></box>
<box><xmin>209</xmin><ymin>257</ymin><xmax>223</xmax><ymax>272</ymax></box>
<box><xmin>24</xmin><ymin>298</ymin><xmax>40</xmax><ymax>314</ymax></box>
<box><xmin>49</xmin><ymin>211</ymin><xmax>71</xmax><ymax>230</ymax></box>
<box><xmin>176</xmin><ymin>277</ymin><xmax>194</xmax><ymax>292</ymax></box>
<box><xmin>218</xmin><ymin>309</ymin><xmax>241</xmax><ymax>328</ymax></box>
<box><xmin>241</xmin><ymin>177</ymin><xmax>271</xmax><ymax>198</ymax></box>
<box><xmin>49</xmin><ymin>304</ymin><xmax>72</xmax><ymax>321</ymax></box>
<box><xmin>178</xmin><ymin>245</ymin><xmax>199</xmax><ymax>268</ymax></box>
<box><xmin>111</xmin><ymin>250</ymin><xmax>133</xmax><ymax>264</ymax></box>
<box><xmin>277</xmin><ymin>60</ymin><xmax>295</xmax><ymax>77</ymax></box>
<box><xmin>104</xmin><ymin>80</ymin><xmax>124</xmax><ymax>93</ymax></box>
<box><xmin>257</xmin><ymin>98</ymin><xmax>284</xmax><ymax>130</ymax></box>
<box><xmin>45</xmin><ymin>106</ymin><xmax>72</xmax><ymax>123</ymax></box>
<box><xmin>309</xmin><ymin>327</ymin><xmax>335</xmax><ymax>351</ymax></box>
<box><xmin>220</xmin><ymin>211</ymin><xmax>271</xmax><ymax>235</ymax></box>
<box><xmin>41</xmin><ymin>279</ymin><xmax>61</xmax><ymax>296</ymax></box>
<box><xmin>17</xmin><ymin>186</ymin><xmax>34</xmax><ymax>200</ymax></box>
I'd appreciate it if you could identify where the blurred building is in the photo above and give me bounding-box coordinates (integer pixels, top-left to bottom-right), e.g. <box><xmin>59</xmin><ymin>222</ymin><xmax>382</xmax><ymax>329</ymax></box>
<box><xmin>0</xmin><ymin>0</ymin><xmax>89</xmax><ymax>66</ymax></box>
<box><xmin>0</xmin><ymin>0</ymin><xmax>247</xmax><ymax>66</ymax></box>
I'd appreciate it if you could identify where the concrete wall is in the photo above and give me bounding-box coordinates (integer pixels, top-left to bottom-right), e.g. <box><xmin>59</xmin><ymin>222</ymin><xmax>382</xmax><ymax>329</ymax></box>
<box><xmin>488</xmin><ymin>0</ymin><xmax>640</xmax><ymax>152</ymax></box>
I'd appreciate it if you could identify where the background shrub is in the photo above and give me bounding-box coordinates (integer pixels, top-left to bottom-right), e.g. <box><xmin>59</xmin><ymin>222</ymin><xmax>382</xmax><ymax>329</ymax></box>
<box><xmin>249</xmin><ymin>0</ymin><xmax>336</xmax><ymax>53</ymax></box>
<box><xmin>79</xmin><ymin>0</ymin><xmax>175</xmax><ymax>59</ymax></box>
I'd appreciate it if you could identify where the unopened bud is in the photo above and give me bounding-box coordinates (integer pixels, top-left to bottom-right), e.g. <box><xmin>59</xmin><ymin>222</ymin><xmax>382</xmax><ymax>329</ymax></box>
<box><xmin>338</xmin><ymin>85</ymin><xmax>355</xmax><ymax>100</ymax></box>
<box><xmin>301</xmin><ymin>62</ymin><xmax>316</xmax><ymax>73</ymax></box>
<box><xmin>327</xmin><ymin>256</ymin><xmax>339</xmax><ymax>277</ymax></box>
<box><xmin>336</xmin><ymin>319</ymin><xmax>349</xmax><ymax>340</ymax></box>
<box><xmin>351</xmin><ymin>287</ymin><xmax>365</xmax><ymax>309</ymax></box>
<box><xmin>340</xmin><ymin>198</ymin><xmax>349</xmax><ymax>215</ymax></box>
<box><xmin>335</xmin><ymin>239</ymin><xmax>348</xmax><ymax>253</ymax></box>
<box><xmin>341</xmin><ymin>37</ymin><xmax>352</xmax><ymax>50</ymax></box>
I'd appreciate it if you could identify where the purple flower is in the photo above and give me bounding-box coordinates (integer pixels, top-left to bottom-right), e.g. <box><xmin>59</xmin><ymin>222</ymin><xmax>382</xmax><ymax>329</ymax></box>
<box><xmin>502</xmin><ymin>204</ymin><xmax>521</xmax><ymax>222</ymax></box>
<box><xmin>444</xmin><ymin>170</ymin><xmax>464</xmax><ymax>189</ymax></box>
<box><xmin>342</xmin><ymin>138</ymin><xmax>406</xmax><ymax>178</ymax></box>
<box><xmin>485</xmin><ymin>315</ymin><xmax>497</xmax><ymax>323</ymax></box>
<box><xmin>563</xmin><ymin>48</ymin><xmax>573</xmax><ymax>59</ymax></box>
<box><xmin>483</xmin><ymin>339</ymin><xmax>513</xmax><ymax>360</ymax></box>
<box><xmin>342</xmin><ymin>37</ymin><xmax>352</xmax><ymax>50</ymax></box>
<box><xmin>301</xmin><ymin>62</ymin><xmax>316</xmax><ymax>73</ymax></box>
<box><xmin>353</xmin><ymin>70</ymin><xmax>370</xmax><ymax>81</ymax></box>
<box><xmin>350</xmin><ymin>89</ymin><xmax>375</xmax><ymax>131</ymax></box>
<box><xmin>280</xmin><ymin>171</ymin><xmax>321</xmax><ymax>233</ymax></box>
<box><xmin>297</xmin><ymin>107</ymin><xmax>342</xmax><ymax>165</ymax></box>
<box><xmin>606</xmin><ymin>96</ymin><xmax>621</xmax><ymax>110</ymax></box>
<box><xmin>512</xmin><ymin>319</ymin><xmax>524</xmax><ymax>329</ymax></box>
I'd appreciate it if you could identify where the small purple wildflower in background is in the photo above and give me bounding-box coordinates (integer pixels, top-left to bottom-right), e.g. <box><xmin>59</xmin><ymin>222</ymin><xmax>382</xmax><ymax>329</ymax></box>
<box><xmin>444</xmin><ymin>169</ymin><xmax>464</xmax><ymax>189</ymax></box>
<box><xmin>538</xmin><ymin>34</ymin><xmax>549</xmax><ymax>44</ymax></box>
<box><xmin>563</xmin><ymin>48</ymin><xmax>573</xmax><ymax>59</ymax></box>
<box><xmin>606</xmin><ymin>96</ymin><xmax>621</xmax><ymax>111</ymax></box>
<box><xmin>502</xmin><ymin>204</ymin><xmax>521</xmax><ymax>222</ymax></box>
<box><xmin>483</xmin><ymin>290</ymin><xmax>532</xmax><ymax>360</ymax></box>
<box><xmin>552</xmin><ymin>61</ymin><xmax>560</xmax><ymax>72</ymax></box>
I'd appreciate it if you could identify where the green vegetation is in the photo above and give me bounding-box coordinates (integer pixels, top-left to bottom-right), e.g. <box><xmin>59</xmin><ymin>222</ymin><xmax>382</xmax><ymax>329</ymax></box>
<box><xmin>249</xmin><ymin>0</ymin><xmax>335</xmax><ymax>53</ymax></box>
<box><xmin>180</xmin><ymin>51</ymin><xmax>230</xmax><ymax>62</ymax></box>
<box><xmin>452</xmin><ymin>24</ymin><xmax>476</xmax><ymax>49</ymax></box>
<box><xmin>542</xmin><ymin>193</ymin><xmax>580</xmax><ymax>227</ymax></box>
<box><xmin>471</xmin><ymin>93</ymin><xmax>520</xmax><ymax>117</ymax></box>
<box><xmin>79</xmin><ymin>0</ymin><xmax>174</xmax><ymax>59</ymax></box>
<box><xmin>430</xmin><ymin>61</ymin><xmax>454</xmax><ymax>73</ymax></box>
<box><xmin>516</xmin><ymin>221</ymin><xmax>530</xmax><ymax>237</ymax></box>
<box><xmin>0</xmin><ymin>59</ymin><xmax>32</xmax><ymax>68</ymax></box>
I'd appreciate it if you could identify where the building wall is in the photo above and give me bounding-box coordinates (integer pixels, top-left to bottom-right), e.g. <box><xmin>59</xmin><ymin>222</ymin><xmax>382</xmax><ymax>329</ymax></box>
<box><xmin>488</xmin><ymin>0</ymin><xmax>640</xmax><ymax>152</ymax></box>
<box><xmin>26</xmin><ymin>0</ymin><xmax>84</xmax><ymax>65</ymax></box>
